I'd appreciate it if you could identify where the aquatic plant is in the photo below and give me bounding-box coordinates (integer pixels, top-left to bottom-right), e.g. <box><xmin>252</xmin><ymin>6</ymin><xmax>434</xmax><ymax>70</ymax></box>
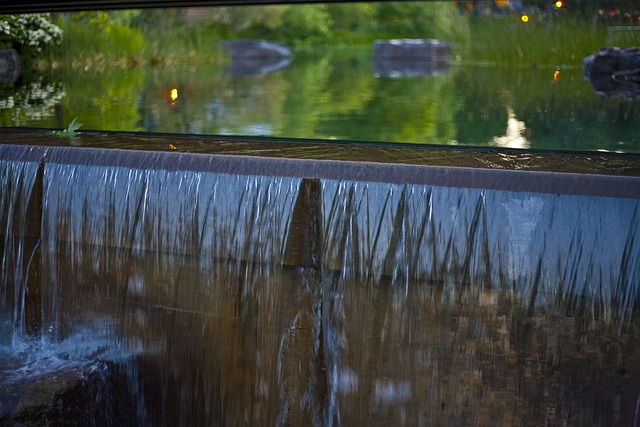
<box><xmin>53</xmin><ymin>117</ymin><xmax>82</xmax><ymax>137</ymax></box>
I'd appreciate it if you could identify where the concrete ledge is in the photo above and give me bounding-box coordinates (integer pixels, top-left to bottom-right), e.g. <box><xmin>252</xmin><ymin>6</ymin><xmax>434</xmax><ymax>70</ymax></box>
<box><xmin>2</xmin><ymin>144</ymin><xmax>639</xmax><ymax>199</ymax></box>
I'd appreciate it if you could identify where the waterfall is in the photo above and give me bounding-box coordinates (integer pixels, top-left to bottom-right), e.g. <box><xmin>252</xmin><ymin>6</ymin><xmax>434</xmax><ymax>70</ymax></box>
<box><xmin>0</xmin><ymin>153</ymin><xmax>40</xmax><ymax>348</ymax></box>
<box><xmin>321</xmin><ymin>179</ymin><xmax>640</xmax><ymax>322</ymax></box>
<box><xmin>39</xmin><ymin>161</ymin><xmax>299</xmax><ymax>342</ymax></box>
<box><xmin>1</xmin><ymin>143</ymin><xmax>639</xmax><ymax>426</ymax></box>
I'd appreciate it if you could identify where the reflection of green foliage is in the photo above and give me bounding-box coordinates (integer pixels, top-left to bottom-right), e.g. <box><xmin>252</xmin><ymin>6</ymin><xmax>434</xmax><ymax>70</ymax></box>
<box><xmin>296</xmin><ymin>51</ymin><xmax>462</xmax><ymax>144</ymax></box>
<box><xmin>0</xmin><ymin>79</ymin><xmax>65</xmax><ymax>127</ymax></box>
<box><xmin>54</xmin><ymin>66</ymin><xmax>144</xmax><ymax>132</ymax></box>
<box><xmin>315</xmin><ymin>69</ymin><xmax>461</xmax><ymax>145</ymax></box>
<box><xmin>319</xmin><ymin>50</ymin><xmax>375</xmax><ymax>117</ymax></box>
<box><xmin>136</xmin><ymin>64</ymin><xmax>289</xmax><ymax>135</ymax></box>
<box><xmin>279</xmin><ymin>53</ymin><xmax>332</xmax><ymax>137</ymax></box>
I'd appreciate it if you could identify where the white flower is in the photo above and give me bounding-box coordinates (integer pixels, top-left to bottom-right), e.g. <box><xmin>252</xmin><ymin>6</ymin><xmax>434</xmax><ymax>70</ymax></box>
<box><xmin>0</xmin><ymin>13</ymin><xmax>62</xmax><ymax>48</ymax></box>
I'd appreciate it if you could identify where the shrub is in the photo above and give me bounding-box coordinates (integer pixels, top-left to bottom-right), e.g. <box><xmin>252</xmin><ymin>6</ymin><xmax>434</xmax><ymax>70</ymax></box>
<box><xmin>0</xmin><ymin>13</ymin><xmax>63</xmax><ymax>55</ymax></box>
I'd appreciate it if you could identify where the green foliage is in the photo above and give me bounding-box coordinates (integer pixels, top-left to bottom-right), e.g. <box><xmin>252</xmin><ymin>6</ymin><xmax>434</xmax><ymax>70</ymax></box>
<box><xmin>132</xmin><ymin>8</ymin><xmax>186</xmax><ymax>31</ymax></box>
<box><xmin>465</xmin><ymin>14</ymin><xmax>607</xmax><ymax>66</ymax></box>
<box><xmin>238</xmin><ymin>2</ymin><xmax>469</xmax><ymax>47</ymax></box>
<box><xmin>53</xmin><ymin>11</ymin><xmax>144</xmax><ymax>64</ymax></box>
<box><xmin>374</xmin><ymin>2</ymin><xmax>470</xmax><ymax>44</ymax></box>
<box><xmin>326</xmin><ymin>3</ymin><xmax>376</xmax><ymax>32</ymax></box>
<box><xmin>238</xmin><ymin>5</ymin><xmax>331</xmax><ymax>45</ymax></box>
<box><xmin>277</xmin><ymin>5</ymin><xmax>333</xmax><ymax>45</ymax></box>
<box><xmin>142</xmin><ymin>17</ymin><xmax>232</xmax><ymax>64</ymax></box>
<box><xmin>56</xmin><ymin>66</ymin><xmax>144</xmax><ymax>131</ymax></box>
<box><xmin>53</xmin><ymin>117</ymin><xmax>82</xmax><ymax>136</ymax></box>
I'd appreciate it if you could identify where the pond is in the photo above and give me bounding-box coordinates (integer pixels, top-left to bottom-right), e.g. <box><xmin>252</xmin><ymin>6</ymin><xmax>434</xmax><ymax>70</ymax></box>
<box><xmin>1</xmin><ymin>45</ymin><xmax>639</xmax><ymax>153</ymax></box>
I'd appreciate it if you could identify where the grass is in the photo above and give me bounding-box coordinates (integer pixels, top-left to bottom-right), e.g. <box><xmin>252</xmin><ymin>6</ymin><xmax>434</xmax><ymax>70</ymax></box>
<box><xmin>140</xmin><ymin>19</ymin><xmax>232</xmax><ymax>66</ymax></box>
<box><xmin>48</xmin><ymin>14</ymin><xmax>230</xmax><ymax>70</ymax></box>
<box><xmin>51</xmin><ymin>14</ymin><xmax>144</xmax><ymax>70</ymax></box>
<box><xmin>463</xmin><ymin>14</ymin><xmax>609</xmax><ymax>68</ymax></box>
<box><xmin>43</xmin><ymin>10</ymin><xmax>626</xmax><ymax>72</ymax></box>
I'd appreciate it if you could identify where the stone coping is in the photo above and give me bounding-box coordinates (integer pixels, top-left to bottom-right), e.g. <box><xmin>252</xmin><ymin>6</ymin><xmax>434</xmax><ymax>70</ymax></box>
<box><xmin>1</xmin><ymin>128</ymin><xmax>639</xmax><ymax>199</ymax></box>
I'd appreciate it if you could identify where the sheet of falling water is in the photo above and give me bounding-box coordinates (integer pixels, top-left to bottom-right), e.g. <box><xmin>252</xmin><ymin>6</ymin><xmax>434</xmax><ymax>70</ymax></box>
<box><xmin>4</xmin><ymin>242</ymin><xmax>637</xmax><ymax>426</ymax></box>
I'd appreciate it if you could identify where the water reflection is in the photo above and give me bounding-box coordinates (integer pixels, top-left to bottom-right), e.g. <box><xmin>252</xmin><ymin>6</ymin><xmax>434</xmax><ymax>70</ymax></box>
<box><xmin>372</xmin><ymin>39</ymin><xmax>451</xmax><ymax>77</ymax></box>
<box><xmin>0</xmin><ymin>48</ymin><xmax>638</xmax><ymax>152</ymax></box>
<box><xmin>491</xmin><ymin>106</ymin><xmax>530</xmax><ymax>149</ymax></box>
<box><xmin>224</xmin><ymin>40</ymin><xmax>293</xmax><ymax>76</ymax></box>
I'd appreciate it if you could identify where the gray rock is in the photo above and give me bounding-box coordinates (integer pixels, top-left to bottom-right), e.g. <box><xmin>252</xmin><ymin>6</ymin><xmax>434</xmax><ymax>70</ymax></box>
<box><xmin>0</xmin><ymin>49</ymin><xmax>21</xmax><ymax>83</ymax></box>
<box><xmin>583</xmin><ymin>47</ymin><xmax>640</xmax><ymax>99</ymax></box>
<box><xmin>373</xmin><ymin>39</ymin><xmax>451</xmax><ymax>60</ymax></box>
<box><xmin>372</xmin><ymin>39</ymin><xmax>451</xmax><ymax>77</ymax></box>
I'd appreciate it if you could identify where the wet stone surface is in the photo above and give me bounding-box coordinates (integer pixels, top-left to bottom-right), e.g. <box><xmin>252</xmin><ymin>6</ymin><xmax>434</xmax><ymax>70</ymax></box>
<box><xmin>0</xmin><ymin>356</ymin><xmax>135</xmax><ymax>426</ymax></box>
<box><xmin>1</xmin><ymin>128</ymin><xmax>640</xmax><ymax>177</ymax></box>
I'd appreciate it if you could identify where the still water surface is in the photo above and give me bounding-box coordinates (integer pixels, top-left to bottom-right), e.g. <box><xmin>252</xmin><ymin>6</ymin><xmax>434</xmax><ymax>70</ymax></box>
<box><xmin>1</xmin><ymin>46</ymin><xmax>639</xmax><ymax>153</ymax></box>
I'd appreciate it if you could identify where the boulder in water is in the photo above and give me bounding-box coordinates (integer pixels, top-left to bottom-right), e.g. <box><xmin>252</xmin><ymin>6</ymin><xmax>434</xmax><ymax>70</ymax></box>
<box><xmin>583</xmin><ymin>47</ymin><xmax>640</xmax><ymax>99</ymax></box>
<box><xmin>0</xmin><ymin>49</ymin><xmax>21</xmax><ymax>83</ymax></box>
<box><xmin>372</xmin><ymin>39</ymin><xmax>451</xmax><ymax>77</ymax></box>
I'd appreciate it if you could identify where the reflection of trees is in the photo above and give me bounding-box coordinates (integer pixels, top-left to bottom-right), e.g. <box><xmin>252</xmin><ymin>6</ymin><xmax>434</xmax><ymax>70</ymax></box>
<box><xmin>317</xmin><ymin>71</ymin><xmax>461</xmax><ymax>144</ymax></box>
<box><xmin>0</xmin><ymin>66</ymin><xmax>144</xmax><ymax>131</ymax></box>
<box><xmin>7</xmin><ymin>48</ymin><xmax>636</xmax><ymax>151</ymax></box>
<box><xmin>127</xmin><ymin>49</ymin><xmax>463</xmax><ymax>144</ymax></box>
<box><xmin>279</xmin><ymin>51</ymin><xmax>376</xmax><ymax>140</ymax></box>
<box><xmin>0</xmin><ymin>79</ymin><xmax>64</xmax><ymax>126</ymax></box>
<box><xmin>137</xmin><ymin>50</ymin><xmax>378</xmax><ymax>140</ymax></box>
<box><xmin>55</xmin><ymin>67</ymin><xmax>144</xmax><ymax>132</ymax></box>
<box><xmin>138</xmin><ymin>64</ymin><xmax>289</xmax><ymax>135</ymax></box>
<box><xmin>275</xmin><ymin>50</ymin><xmax>463</xmax><ymax>145</ymax></box>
